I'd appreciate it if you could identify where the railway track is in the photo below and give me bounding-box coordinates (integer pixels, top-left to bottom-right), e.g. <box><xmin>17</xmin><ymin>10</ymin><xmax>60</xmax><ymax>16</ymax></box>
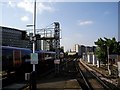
<box><xmin>36</xmin><ymin>58</ymin><xmax>116</xmax><ymax>90</ymax></box>
<box><xmin>4</xmin><ymin>58</ymin><xmax>118</xmax><ymax>90</ymax></box>
<box><xmin>76</xmin><ymin>59</ymin><xmax>115</xmax><ymax>90</ymax></box>
<box><xmin>37</xmin><ymin>58</ymin><xmax>77</xmax><ymax>80</ymax></box>
<box><xmin>36</xmin><ymin>58</ymin><xmax>84</xmax><ymax>89</ymax></box>
<box><xmin>29</xmin><ymin>59</ymin><xmax>120</xmax><ymax>90</ymax></box>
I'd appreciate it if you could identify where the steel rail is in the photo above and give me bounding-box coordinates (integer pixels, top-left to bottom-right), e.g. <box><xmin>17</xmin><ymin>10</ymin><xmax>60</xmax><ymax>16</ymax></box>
<box><xmin>75</xmin><ymin>62</ymin><xmax>92</xmax><ymax>90</ymax></box>
<box><xmin>79</xmin><ymin>60</ymin><xmax>112</xmax><ymax>90</ymax></box>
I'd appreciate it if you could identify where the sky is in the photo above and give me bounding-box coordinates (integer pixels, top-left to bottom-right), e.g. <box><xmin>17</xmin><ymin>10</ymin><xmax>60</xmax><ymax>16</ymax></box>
<box><xmin>0</xmin><ymin>0</ymin><xmax>119</xmax><ymax>51</ymax></box>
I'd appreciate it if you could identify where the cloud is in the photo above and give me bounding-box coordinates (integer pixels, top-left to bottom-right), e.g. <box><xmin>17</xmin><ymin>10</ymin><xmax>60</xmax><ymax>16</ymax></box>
<box><xmin>17</xmin><ymin>0</ymin><xmax>55</xmax><ymax>14</ymax></box>
<box><xmin>48</xmin><ymin>0</ymin><xmax>56</xmax><ymax>2</ymax></box>
<box><xmin>78</xmin><ymin>20</ymin><xmax>94</xmax><ymax>26</ymax></box>
<box><xmin>17</xmin><ymin>0</ymin><xmax>33</xmax><ymax>13</ymax></box>
<box><xmin>8</xmin><ymin>1</ymin><xmax>15</xmax><ymax>7</ymax></box>
<box><xmin>21</xmin><ymin>16</ymin><xmax>29</xmax><ymax>22</ymax></box>
<box><xmin>37</xmin><ymin>2</ymin><xmax>55</xmax><ymax>14</ymax></box>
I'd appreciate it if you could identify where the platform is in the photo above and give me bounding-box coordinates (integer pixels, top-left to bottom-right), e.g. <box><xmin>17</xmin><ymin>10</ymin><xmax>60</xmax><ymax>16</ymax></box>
<box><xmin>37</xmin><ymin>77</ymin><xmax>82</xmax><ymax>90</ymax></box>
<box><xmin>2</xmin><ymin>83</ymin><xmax>28</xmax><ymax>90</ymax></box>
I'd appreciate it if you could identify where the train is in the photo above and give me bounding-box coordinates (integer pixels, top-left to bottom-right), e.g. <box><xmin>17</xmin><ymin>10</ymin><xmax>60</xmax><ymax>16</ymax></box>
<box><xmin>1</xmin><ymin>46</ymin><xmax>56</xmax><ymax>87</ymax></box>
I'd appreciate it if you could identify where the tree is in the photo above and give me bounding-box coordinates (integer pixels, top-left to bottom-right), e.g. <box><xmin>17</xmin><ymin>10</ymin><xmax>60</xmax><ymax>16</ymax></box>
<box><xmin>95</xmin><ymin>37</ymin><xmax>119</xmax><ymax>75</ymax></box>
<box><xmin>95</xmin><ymin>38</ymin><xmax>107</xmax><ymax>64</ymax></box>
<box><xmin>95</xmin><ymin>47</ymin><xmax>107</xmax><ymax>64</ymax></box>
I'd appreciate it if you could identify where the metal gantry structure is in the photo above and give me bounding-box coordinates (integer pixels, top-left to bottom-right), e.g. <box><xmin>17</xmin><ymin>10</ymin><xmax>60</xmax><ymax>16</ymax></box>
<box><xmin>27</xmin><ymin>21</ymin><xmax>61</xmax><ymax>89</ymax></box>
<box><xmin>54</xmin><ymin>22</ymin><xmax>60</xmax><ymax>59</ymax></box>
<box><xmin>35</xmin><ymin>22</ymin><xmax>61</xmax><ymax>60</ymax></box>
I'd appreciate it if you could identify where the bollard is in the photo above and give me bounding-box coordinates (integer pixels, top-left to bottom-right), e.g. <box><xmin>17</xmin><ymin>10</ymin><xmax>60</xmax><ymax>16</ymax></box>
<box><xmin>93</xmin><ymin>54</ymin><xmax>95</xmax><ymax>66</ymax></box>
<box><xmin>87</xmin><ymin>54</ymin><xmax>90</xmax><ymax>63</ymax></box>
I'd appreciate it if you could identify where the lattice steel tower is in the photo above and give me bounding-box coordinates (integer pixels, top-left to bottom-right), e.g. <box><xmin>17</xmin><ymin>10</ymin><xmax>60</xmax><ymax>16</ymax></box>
<box><xmin>54</xmin><ymin>22</ymin><xmax>60</xmax><ymax>59</ymax></box>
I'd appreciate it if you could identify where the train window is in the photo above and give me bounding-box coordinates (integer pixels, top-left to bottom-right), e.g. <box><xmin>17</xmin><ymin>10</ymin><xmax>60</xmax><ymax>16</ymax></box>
<box><xmin>21</xmin><ymin>50</ymin><xmax>31</xmax><ymax>63</ymax></box>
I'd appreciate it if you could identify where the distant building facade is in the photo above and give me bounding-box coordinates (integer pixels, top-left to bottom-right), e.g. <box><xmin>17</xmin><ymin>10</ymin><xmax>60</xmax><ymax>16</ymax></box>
<box><xmin>1</xmin><ymin>26</ymin><xmax>42</xmax><ymax>50</ymax></box>
<box><xmin>1</xmin><ymin>26</ymin><xmax>32</xmax><ymax>49</ymax></box>
<box><xmin>79</xmin><ymin>45</ymin><xmax>86</xmax><ymax>57</ymax></box>
<box><xmin>74</xmin><ymin>44</ymin><xmax>80</xmax><ymax>55</ymax></box>
<box><xmin>85</xmin><ymin>46</ymin><xmax>93</xmax><ymax>53</ymax></box>
<box><xmin>74</xmin><ymin>44</ymin><xmax>96</xmax><ymax>58</ymax></box>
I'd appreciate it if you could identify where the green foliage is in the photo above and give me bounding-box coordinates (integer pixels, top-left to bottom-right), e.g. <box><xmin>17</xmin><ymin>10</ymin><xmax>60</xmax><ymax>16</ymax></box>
<box><xmin>95</xmin><ymin>47</ymin><xmax>107</xmax><ymax>64</ymax></box>
<box><xmin>95</xmin><ymin>37</ymin><xmax>119</xmax><ymax>64</ymax></box>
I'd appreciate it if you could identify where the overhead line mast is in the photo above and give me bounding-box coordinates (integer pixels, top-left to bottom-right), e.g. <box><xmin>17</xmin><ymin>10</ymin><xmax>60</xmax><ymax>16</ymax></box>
<box><xmin>32</xmin><ymin>0</ymin><xmax>36</xmax><ymax>71</ymax></box>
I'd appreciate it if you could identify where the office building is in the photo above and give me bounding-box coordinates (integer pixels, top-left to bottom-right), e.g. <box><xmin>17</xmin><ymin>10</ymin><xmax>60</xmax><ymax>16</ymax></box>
<box><xmin>1</xmin><ymin>26</ymin><xmax>32</xmax><ymax>49</ymax></box>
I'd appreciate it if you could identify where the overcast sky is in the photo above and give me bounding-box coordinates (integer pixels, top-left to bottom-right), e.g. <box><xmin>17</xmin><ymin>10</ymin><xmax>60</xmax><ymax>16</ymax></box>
<box><xmin>0</xmin><ymin>0</ymin><xmax>119</xmax><ymax>51</ymax></box>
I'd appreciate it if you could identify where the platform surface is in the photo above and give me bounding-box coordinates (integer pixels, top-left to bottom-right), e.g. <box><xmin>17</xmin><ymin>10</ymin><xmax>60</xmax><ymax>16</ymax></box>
<box><xmin>37</xmin><ymin>78</ymin><xmax>82</xmax><ymax>90</ymax></box>
<box><xmin>2</xmin><ymin>83</ymin><xmax>28</xmax><ymax>90</ymax></box>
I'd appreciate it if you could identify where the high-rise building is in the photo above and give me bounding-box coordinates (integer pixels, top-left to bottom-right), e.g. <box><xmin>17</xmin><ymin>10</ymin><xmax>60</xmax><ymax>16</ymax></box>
<box><xmin>1</xmin><ymin>26</ymin><xmax>32</xmax><ymax>49</ymax></box>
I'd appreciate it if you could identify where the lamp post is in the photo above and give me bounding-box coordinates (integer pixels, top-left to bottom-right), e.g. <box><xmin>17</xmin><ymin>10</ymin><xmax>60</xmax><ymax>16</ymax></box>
<box><xmin>33</xmin><ymin>0</ymin><xmax>36</xmax><ymax>71</ymax></box>
<box><xmin>29</xmin><ymin>0</ymin><xmax>37</xmax><ymax>90</ymax></box>
<box><xmin>32</xmin><ymin>0</ymin><xmax>37</xmax><ymax>90</ymax></box>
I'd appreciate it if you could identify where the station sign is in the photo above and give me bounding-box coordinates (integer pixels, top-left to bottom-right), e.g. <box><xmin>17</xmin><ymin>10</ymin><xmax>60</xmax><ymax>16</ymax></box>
<box><xmin>54</xmin><ymin>59</ymin><xmax>60</xmax><ymax>64</ymax></box>
<box><xmin>31</xmin><ymin>53</ymin><xmax>38</xmax><ymax>64</ymax></box>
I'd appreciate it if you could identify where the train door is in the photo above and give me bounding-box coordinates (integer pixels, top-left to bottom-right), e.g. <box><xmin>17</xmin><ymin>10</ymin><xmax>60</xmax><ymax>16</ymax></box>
<box><xmin>13</xmin><ymin>50</ymin><xmax>22</xmax><ymax>67</ymax></box>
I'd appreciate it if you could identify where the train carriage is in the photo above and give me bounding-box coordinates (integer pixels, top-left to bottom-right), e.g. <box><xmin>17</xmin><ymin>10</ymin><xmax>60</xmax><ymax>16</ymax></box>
<box><xmin>1</xmin><ymin>46</ymin><xmax>56</xmax><ymax>87</ymax></box>
<box><xmin>2</xmin><ymin>46</ymin><xmax>32</xmax><ymax>86</ymax></box>
<box><xmin>35</xmin><ymin>50</ymin><xmax>56</xmax><ymax>73</ymax></box>
<box><xmin>2</xmin><ymin>46</ymin><xmax>32</xmax><ymax>71</ymax></box>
